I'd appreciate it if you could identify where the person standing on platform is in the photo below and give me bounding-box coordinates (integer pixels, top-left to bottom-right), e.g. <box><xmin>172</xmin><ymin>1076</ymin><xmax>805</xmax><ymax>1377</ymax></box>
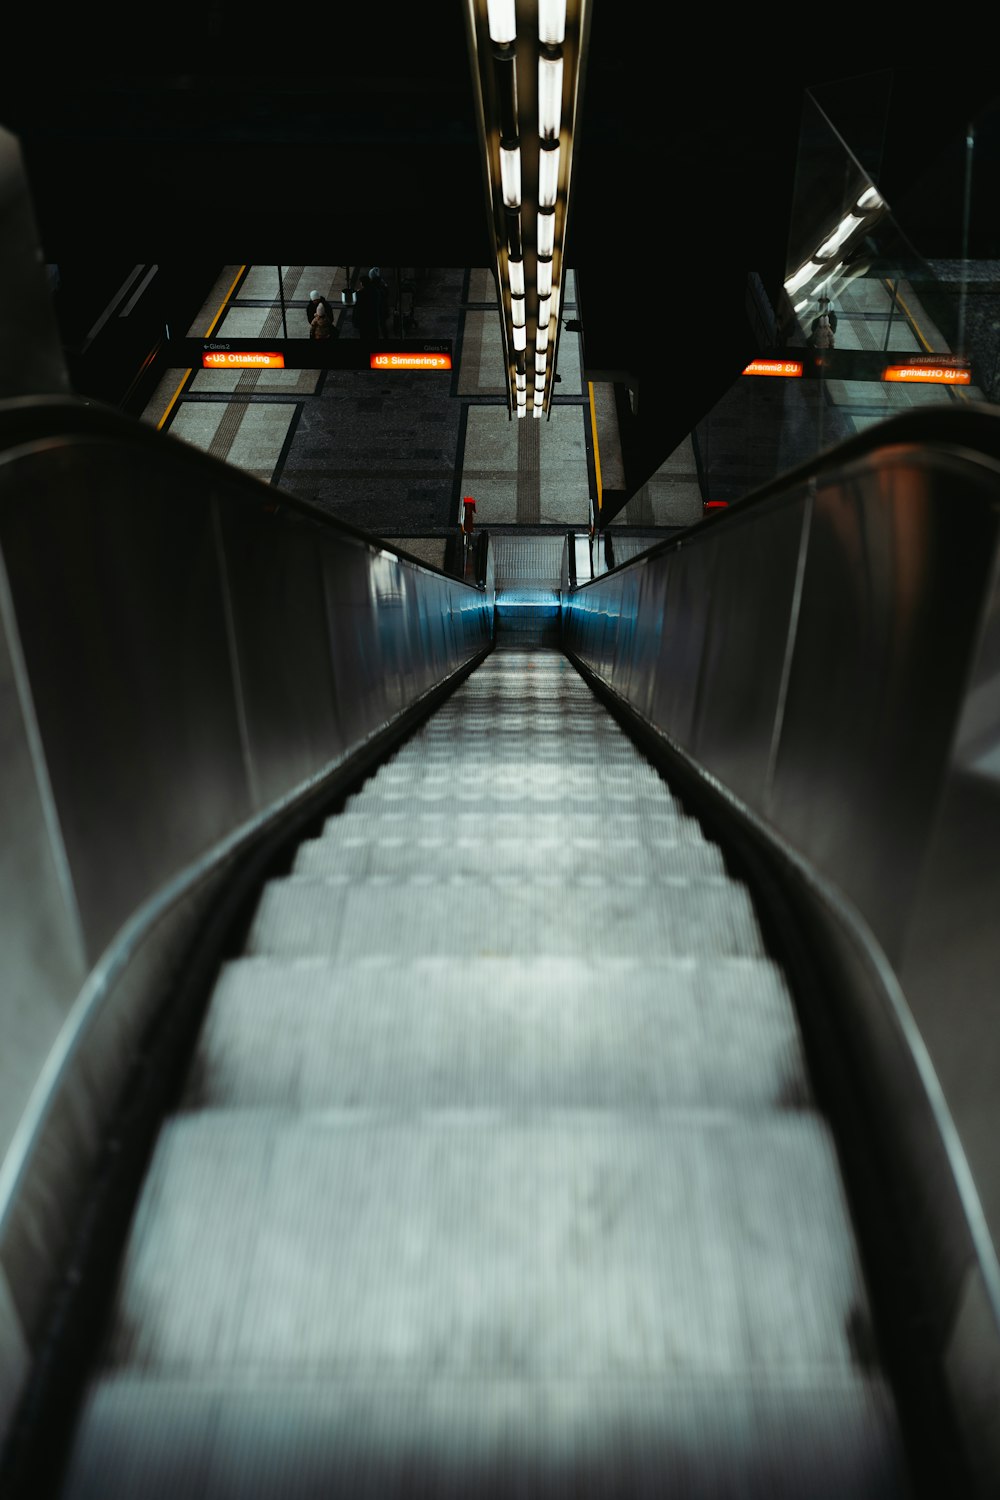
<box><xmin>306</xmin><ymin>289</ymin><xmax>334</xmax><ymax>328</ymax></box>
<box><xmin>353</xmin><ymin>275</ymin><xmax>381</xmax><ymax>345</ymax></box>
<box><xmin>808</xmin><ymin>295</ymin><xmax>837</xmax><ymax>349</ymax></box>
<box><xmin>460</xmin><ymin>495</ymin><xmax>477</xmax><ymax>577</ymax></box>
<box><xmin>310</xmin><ymin>307</ymin><xmax>337</xmax><ymax>340</ymax></box>
<box><xmin>368</xmin><ymin>267</ymin><xmax>392</xmax><ymax>335</ymax></box>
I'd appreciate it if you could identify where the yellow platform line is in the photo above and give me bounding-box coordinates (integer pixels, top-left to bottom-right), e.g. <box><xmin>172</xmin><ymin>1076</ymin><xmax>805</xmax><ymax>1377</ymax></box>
<box><xmin>156</xmin><ymin>265</ymin><xmax>247</xmax><ymax>429</ymax></box>
<box><xmin>891</xmin><ymin>285</ymin><xmax>934</xmax><ymax>355</ymax></box>
<box><xmin>587</xmin><ymin>381</ymin><xmax>603</xmax><ymax>523</ymax></box>
<box><xmin>891</xmin><ymin>282</ymin><xmax>971</xmax><ymax>403</ymax></box>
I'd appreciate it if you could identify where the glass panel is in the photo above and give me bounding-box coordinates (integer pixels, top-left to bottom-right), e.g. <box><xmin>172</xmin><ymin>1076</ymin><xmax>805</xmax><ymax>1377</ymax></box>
<box><xmin>612</xmin><ymin>84</ymin><xmax>999</xmax><ymax>526</ymax></box>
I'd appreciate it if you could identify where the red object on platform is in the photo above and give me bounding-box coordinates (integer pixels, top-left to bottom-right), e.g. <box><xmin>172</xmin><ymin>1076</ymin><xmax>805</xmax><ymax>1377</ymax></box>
<box><xmin>462</xmin><ymin>496</ymin><xmax>477</xmax><ymax>533</ymax></box>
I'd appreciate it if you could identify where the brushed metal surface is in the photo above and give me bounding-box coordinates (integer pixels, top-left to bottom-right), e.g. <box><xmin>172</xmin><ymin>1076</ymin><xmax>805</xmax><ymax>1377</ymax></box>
<box><xmin>769</xmin><ymin>461</ymin><xmax>997</xmax><ymax>963</ymax></box>
<box><xmin>0</xmin><ymin>405</ymin><xmax>491</xmax><ymax>1465</ymax></box>
<box><xmin>691</xmin><ymin>498</ymin><xmax>807</xmax><ymax>808</ymax></box>
<box><xmin>0</xmin><ymin>442</ymin><xmax>252</xmax><ymax>964</ymax></box>
<box><xmin>564</xmin><ymin>419</ymin><xmax>1000</xmax><ymax>1494</ymax></box>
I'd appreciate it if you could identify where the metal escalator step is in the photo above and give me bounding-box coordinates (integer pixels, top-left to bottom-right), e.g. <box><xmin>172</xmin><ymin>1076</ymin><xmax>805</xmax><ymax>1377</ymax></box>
<box><xmin>245</xmin><ymin>874</ymin><xmax>769</xmax><ymax>960</ymax></box>
<box><xmin>414</xmin><ymin>705</ymin><xmax>627</xmax><ymax>720</ymax></box>
<box><xmin>341</xmin><ymin>787</ymin><xmax>684</xmax><ymax>815</ymax></box>
<box><xmin>360</xmin><ymin>764</ymin><xmax>666</xmax><ymax>794</ymax></box>
<box><xmin>435</xmin><ymin>705</ymin><xmax>610</xmax><ymax>721</ymax></box>
<box><xmin>369</xmin><ymin>745</ymin><xmax>659</xmax><ymax>770</ymax></box>
<box><xmin>322</xmin><ymin>810</ymin><xmax>702</xmax><ymax>841</ymax></box>
<box><xmin>73</xmin><ymin>1110</ymin><xmax>890</xmax><ymax>1417</ymax></box>
<box><xmin>292</xmin><ymin>833</ymin><xmax>726</xmax><ymax>880</ymax></box>
<box><xmin>403</xmin><ymin>737</ymin><xmax>635</xmax><ymax>755</ymax></box>
<box><xmin>408</xmin><ymin>739</ymin><xmax>636</xmax><ymax>757</ymax></box>
<box><xmin>395</xmin><ymin>702</ymin><xmax>629</xmax><ymax>718</ymax></box>
<box><xmin>182</xmin><ymin>954</ymin><xmax>810</xmax><ymax>1113</ymax></box>
<box><xmin>60</xmin><ymin>1368</ymin><xmax>910</xmax><ymax>1500</ymax></box>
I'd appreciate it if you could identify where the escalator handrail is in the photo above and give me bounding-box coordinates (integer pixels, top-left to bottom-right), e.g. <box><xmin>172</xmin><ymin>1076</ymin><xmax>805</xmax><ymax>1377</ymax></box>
<box><xmin>582</xmin><ymin>400</ymin><xmax>1000</xmax><ymax>583</ymax></box>
<box><xmin>0</xmin><ymin>393</ymin><xmax>483</xmax><ymax>591</ymax></box>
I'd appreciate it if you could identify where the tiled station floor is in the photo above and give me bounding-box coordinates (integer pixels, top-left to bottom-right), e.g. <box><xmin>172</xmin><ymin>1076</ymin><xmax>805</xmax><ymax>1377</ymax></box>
<box><xmin>141</xmin><ymin>265</ymin><xmax>609</xmax><ymax>543</ymax></box>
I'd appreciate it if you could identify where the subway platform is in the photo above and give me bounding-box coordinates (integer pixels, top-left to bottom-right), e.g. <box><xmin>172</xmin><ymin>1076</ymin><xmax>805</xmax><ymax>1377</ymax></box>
<box><xmin>138</xmin><ymin>264</ymin><xmax>701</xmax><ymax>564</ymax></box>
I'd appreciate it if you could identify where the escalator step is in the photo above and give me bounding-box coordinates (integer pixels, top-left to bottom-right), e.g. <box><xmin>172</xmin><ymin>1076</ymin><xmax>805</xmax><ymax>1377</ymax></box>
<box><xmin>57</xmin><ymin>1112</ymin><xmax>907</xmax><ymax>1498</ymax></box>
<box><xmin>83</xmin><ymin>1111</ymin><xmax>872</xmax><ymax>1381</ymax></box>
<box><xmin>324</xmin><ymin>810</ymin><xmax>701</xmax><ymax>841</ymax></box>
<box><xmin>60</xmin><ymin>1367</ymin><xmax>909</xmax><ymax>1500</ymax></box>
<box><xmin>292</xmin><ymin>832</ymin><xmax>727</xmax><ymax>880</ymax></box>
<box><xmin>183</xmin><ymin>953</ymin><xmax>811</xmax><ymax>1113</ymax></box>
<box><xmin>245</xmin><ymin>874</ymin><xmax>770</xmax><ymax>960</ymax></box>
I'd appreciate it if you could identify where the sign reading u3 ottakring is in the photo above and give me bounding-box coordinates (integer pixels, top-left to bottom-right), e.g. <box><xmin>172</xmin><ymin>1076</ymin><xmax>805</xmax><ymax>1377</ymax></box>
<box><xmin>882</xmin><ymin>363</ymin><xmax>971</xmax><ymax>384</ymax></box>
<box><xmin>202</xmin><ymin>351</ymin><xmax>285</xmax><ymax>369</ymax></box>
<box><xmin>743</xmin><ymin>359</ymin><xmax>804</xmax><ymax>377</ymax></box>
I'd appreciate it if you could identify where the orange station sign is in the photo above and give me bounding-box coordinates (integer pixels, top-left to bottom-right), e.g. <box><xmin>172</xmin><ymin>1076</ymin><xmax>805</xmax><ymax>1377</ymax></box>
<box><xmin>743</xmin><ymin>359</ymin><xmax>803</xmax><ymax>378</ymax></box>
<box><xmin>882</xmin><ymin>363</ymin><xmax>971</xmax><ymax>385</ymax></box>
<box><xmin>370</xmin><ymin>351</ymin><xmax>453</xmax><ymax>370</ymax></box>
<box><xmin>189</xmin><ymin>338</ymin><xmax>452</xmax><ymax>370</ymax></box>
<box><xmin>202</xmin><ymin>351</ymin><xmax>285</xmax><ymax>369</ymax></box>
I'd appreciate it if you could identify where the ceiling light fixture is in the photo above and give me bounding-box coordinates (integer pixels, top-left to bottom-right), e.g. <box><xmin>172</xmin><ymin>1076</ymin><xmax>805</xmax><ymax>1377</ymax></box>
<box><xmin>466</xmin><ymin>1</ymin><xmax>590</xmax><ymax>420</ymax></box>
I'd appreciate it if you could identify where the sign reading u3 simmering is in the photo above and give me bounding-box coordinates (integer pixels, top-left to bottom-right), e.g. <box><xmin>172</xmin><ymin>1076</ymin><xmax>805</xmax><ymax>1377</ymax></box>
<box><xmin>743</xmin><ymin>359</ymin><xmax>804</xmax><ymax>378</ymax></box>
<box><xmin>370</xmin><ymin>351</ymin><xmax>453</xmax><ymax>370</ymax></box>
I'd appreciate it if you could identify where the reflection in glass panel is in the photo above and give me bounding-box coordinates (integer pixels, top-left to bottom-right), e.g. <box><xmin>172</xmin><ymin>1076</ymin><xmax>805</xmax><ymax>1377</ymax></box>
<box><xmin>611</xmin><ymin>86</ymin><xmax>997</xmax><ymax>529</ymax></box>
<box><xmin>603</xmin><ymin>84</ymin><xmax>1000</xmax><ymax>543</ymax></box>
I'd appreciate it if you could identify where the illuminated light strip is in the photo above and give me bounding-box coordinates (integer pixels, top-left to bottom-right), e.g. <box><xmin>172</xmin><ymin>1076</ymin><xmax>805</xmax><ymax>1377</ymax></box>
<box><xmin>158</xmin><ymin>263</ymin><xmax>248</xmax><ymax>430</ymax></box>
<box><xmin>202</xmin><ymin>351</ymin><xmax>285</xmax><ymax>369</ymax></box>
<box><xmin>743</xmin><ymin>359</ymin><xmax>803</xmax><ymax>378</ymax></box>
<box><xmin>371</xmin><ymin>352</ymin><xmax>453</xmax><ymax>370</ymax></box>
<box><xmin>882</xmin><ymin>364</ymin><xmax>970</xmax><ymax>384</ymax></box>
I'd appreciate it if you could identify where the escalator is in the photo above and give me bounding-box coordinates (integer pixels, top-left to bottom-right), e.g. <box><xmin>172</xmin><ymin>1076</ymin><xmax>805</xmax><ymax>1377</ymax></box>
<box><xmin>45</xmin><ymin>644</ymin><xmax>916</xmax><ymax>1497</ymax></box>
<box><xmin>3</xmin><ymin>400</ymin><xmax>1000</xmax><ymax>1498</ymax></box>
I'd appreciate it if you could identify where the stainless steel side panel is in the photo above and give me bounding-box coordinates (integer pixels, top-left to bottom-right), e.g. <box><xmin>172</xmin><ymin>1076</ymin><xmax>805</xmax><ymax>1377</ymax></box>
<box><xmin>770</xmin><ymin>462</ymin><xmax>996</xmax><ymax>963</ymax></box>
<box><xmin>2</xmin><ymin>443</ymin><xmax>254</xmax><ymax>965</ymax></box>
<box><xmin>0</xmin><ymin>418</ymin><xmax>491</xmax><ymax>1445</ymax></box>
<box><xmin>691</xmin><ymin>498</ymin><xmax>806</xmax><ymax>810</ymax></box>
<box><xmin>564</xmin><ymin>435</ymin><xmax>1000</xmax><ymax>1493</ymax></box>
<box><xmin>569</xmin><ymin>446</ymin><xmax>999</xmax><ymax>969</ymax></box>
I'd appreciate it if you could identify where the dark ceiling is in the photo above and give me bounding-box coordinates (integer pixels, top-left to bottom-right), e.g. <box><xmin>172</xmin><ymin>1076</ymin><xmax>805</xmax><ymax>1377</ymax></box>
<box><xmin>2</xmin><ymin>10</ymin><xmax>997</xmax><ymax>490</ymax></box>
